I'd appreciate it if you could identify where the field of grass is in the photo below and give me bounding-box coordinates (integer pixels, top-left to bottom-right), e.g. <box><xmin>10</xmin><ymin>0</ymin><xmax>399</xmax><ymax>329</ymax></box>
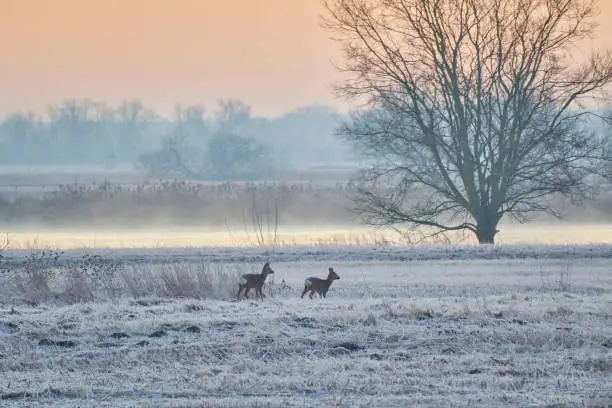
<box><xmin>0</xmin><ymin>245</ymin><xmax>611</xmax><ymax>407</ymax></box>
<box><xmin>0</xmin><ymin>167</ymin><xmax>610</xmax><ymax>407</ymax></box>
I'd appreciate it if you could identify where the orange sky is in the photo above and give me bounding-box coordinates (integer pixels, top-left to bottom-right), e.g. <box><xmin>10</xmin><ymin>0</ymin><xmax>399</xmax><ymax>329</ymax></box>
<box><xmin>1</xmin><ymin>0</ymin><xmax>611</xmax><ymax>119</ymax></box>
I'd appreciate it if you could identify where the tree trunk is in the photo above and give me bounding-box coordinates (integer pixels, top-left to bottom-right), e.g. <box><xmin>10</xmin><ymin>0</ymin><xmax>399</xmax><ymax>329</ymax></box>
<box><xmin>475</xmin><ymin>213</ymin><xmax>499</xmax><ymax>244</ymax></box>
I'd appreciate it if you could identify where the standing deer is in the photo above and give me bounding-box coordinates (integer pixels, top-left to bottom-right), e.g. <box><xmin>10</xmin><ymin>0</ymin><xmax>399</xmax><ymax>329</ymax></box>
<box><xmin>301</xmin><ymin>267</ymin><xmax>340</xmax><ymax>299</ymax></box>
<box><xmin>237</xmin><ymin>262</ymin><xmax>275</xmax><ymax>300</ymax></box>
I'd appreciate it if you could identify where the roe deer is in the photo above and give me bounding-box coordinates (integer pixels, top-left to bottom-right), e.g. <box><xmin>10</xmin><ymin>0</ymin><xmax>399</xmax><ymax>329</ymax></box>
<box><xmin>301</xmin><ymin>267</ymin><xmax>340</xmax><ymax>299</ymax></box>
<box><xmin>237</xmin><ymin>262</ymin><xmax>275</xmax><ymax>300</ymax></box>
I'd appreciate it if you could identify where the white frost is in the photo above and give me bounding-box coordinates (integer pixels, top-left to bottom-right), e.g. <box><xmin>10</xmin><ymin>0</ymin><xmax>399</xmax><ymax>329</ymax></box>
<box><xmin>0</xmin><ymin>246</ymin><xmax>610</xmax><ymax>407</ymax></box>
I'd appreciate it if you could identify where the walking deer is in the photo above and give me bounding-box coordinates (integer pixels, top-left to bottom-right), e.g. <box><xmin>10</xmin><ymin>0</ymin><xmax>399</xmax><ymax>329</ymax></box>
<box><xmin>301</xmin><ymin>267</ymin><xmax>340</xmax><ymax>299</ymax></box>
<box><xmin>237</xmin><ymin>262</ymin><xmax>275</xmax><ymax>300</ymax></box>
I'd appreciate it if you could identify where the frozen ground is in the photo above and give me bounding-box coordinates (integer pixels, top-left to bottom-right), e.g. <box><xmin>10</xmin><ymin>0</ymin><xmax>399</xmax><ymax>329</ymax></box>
<box><xmin>0</xmin><ymin>245</ymin><xmax>611</xmax><ymax>407</ymax></box>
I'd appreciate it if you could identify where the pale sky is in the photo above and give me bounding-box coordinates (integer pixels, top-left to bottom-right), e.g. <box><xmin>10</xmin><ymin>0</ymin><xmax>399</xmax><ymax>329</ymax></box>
<box><xmin>1</xmin><ymin>0</ymin><xmax>611</xmax><ymax>119</ymax></box>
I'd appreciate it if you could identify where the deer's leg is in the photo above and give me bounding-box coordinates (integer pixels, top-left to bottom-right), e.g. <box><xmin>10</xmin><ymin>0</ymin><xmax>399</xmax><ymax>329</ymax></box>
<box><xmin>309</xmin><ymin>291</ymin><xmax>314</xmax><ymax>299</ymax></box>
<box><xmin>237</xmin><ymin>284</ymin><xmax>244</xmax><ymax>299</ymax></box>
<box><xmin>244</xmin><ymin>287</ymin><xmax>250</xmax><ymax>299</ymax></box>
<box><xmin>301</xmin><ymin>286</ymin><xmax>309</xmax><ymax>298</ymax></box>
<box><xmin>258</xmin><ymin>286</ymin><xmax>265</xmax><ymax>300</ymax></box>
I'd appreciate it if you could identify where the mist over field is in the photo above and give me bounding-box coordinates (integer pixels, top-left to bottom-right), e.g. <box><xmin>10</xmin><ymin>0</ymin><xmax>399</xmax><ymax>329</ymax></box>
<box><xmin>0</xmin><ymin>99</ymin><xmax>610</xmax><ymax>248</ymax></box>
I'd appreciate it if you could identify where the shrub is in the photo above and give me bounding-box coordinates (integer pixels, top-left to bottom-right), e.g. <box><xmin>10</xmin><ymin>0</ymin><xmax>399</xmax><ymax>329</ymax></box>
<box><xmin>6</xmin><ymin>249</ymin><xmax>245</xmax><ymax>305</ymax></box>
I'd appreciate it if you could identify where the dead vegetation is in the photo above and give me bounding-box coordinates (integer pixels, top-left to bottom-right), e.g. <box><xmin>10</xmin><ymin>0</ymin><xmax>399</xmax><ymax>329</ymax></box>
<box><xmin>0</xmin><ymin>248</ymin><xmax>249</xmax><ymax>305</ymax></box>
<box><xmin>0</xmin><ymin>180</ymin><xmax>355</xmax><ymax>229</ymax></box>
<box><xmin>0</xmin><ymin>179</ymin><xmax>610</xmax><ymax>230</ymax></box>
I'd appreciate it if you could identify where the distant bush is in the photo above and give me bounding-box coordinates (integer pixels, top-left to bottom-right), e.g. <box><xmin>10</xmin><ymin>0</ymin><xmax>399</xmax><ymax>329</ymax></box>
<box><xmin>206</xmin><ymin>132</ymin><xmax>272</xmax><ymax>180</ymax></box>
<box><xmin>138</xmin><ymin>130</ymin><xmax>273</xmax><ymax>181</ymax></box>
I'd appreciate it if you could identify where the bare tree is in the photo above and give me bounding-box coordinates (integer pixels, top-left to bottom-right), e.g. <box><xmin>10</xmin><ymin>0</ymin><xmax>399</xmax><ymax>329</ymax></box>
<box><xmin>322</xmin><ymin>0</ymin><xmax>612</xmax><ymax>243</ymax></box>
<box><xmin>47</xmin><ymin>99</ymin><xmax>96</xmax><ymax>160</ymax></box>
<box><xmin>112</xmin><ymin>99</ymin><xmax>157</xmax><ymax>163</ymax></box>
<box><xmin>1</xmin><ymin>112</ymin><xmax>40</xmax><ymax>159</ymax></box>
<box><xmin>604</xmin><ymin>105</ymin><xmax>612</xmax><ymax>181</ymax></box>
<box><xmin>137</xmin><ymin>100</ymin><xmax>271</xmax><ymax>181</ymax></box>
<box><xmin>215</xmin><ymin>99</ymin><xmax>251</xmax><ymax>131</ymax></box>
<box><xmin>225</xmin><ymin>188</ymin><xmax>281</xmax><ymax>248</ymax></box>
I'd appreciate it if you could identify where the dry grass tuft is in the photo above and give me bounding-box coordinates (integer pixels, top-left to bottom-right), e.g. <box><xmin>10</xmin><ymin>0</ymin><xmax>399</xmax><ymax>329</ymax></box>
<box><xmin>5</xmin><ymin>249</ymin><xmax>244</xmax><ymax>305</ymax></box>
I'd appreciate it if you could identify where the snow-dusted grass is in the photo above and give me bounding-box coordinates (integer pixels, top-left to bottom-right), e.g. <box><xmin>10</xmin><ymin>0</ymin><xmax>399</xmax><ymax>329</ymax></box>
<box><xmin>2</xmin><ymin>242</ymin><xmax>612</xmax><ymax>268</ymax></box>
<box><xmin>1</xmin><ymin>255</ymin><xmax>245</xmax><ymax>306</ymax></box>
<box><xmin>0</xmin><ymin>247</ymin><xmax>611</xmax><ymax>407</ymax></box>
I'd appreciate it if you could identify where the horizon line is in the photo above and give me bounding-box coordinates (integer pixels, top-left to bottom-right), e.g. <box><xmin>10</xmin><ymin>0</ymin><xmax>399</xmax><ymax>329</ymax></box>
<box><xmin>1</xmin><ymin>98</ymin><xmax>351</xmax><ymax>122</ymax></box>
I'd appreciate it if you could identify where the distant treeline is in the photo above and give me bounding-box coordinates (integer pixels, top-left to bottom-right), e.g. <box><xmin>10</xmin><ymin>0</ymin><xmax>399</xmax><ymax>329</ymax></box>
<box><xmin>0</xmin><ymin>99</ymin><xmax>354</xmax><ymax>178</ymax></box>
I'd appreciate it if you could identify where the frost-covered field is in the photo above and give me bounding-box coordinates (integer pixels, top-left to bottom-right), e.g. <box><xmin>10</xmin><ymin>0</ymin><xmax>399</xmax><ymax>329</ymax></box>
<box><xmin>1</xmin><ymin>245</ymin><xmax>611</xmax><ymax>407</ymax></box>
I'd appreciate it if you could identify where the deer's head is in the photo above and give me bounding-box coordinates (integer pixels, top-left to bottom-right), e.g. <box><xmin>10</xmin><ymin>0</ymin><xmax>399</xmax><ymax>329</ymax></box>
<box><xmin>328</xmin><ymin>267</ymin><xmax>340</xmax><ymax>280</ymax></box>
<box><xmin>263</xmin><ymin>262</ymin><xmax>275</xmax><ymax>276</ymax></box>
